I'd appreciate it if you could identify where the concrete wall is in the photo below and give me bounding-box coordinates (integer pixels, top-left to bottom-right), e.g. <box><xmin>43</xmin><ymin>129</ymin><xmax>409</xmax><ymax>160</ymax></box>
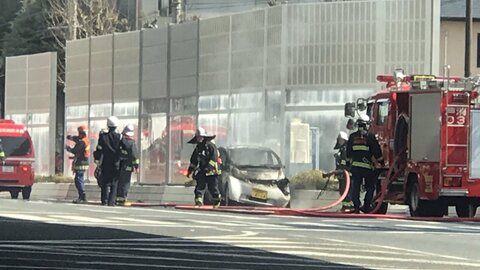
<box><xmin>5</xmin><ymin>52</ymin><xmax>57</xmax><ymax>176</ymax></box>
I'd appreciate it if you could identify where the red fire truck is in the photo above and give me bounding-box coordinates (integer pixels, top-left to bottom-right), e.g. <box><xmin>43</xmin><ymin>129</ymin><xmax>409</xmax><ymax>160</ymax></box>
<box><xmin>345</xmin><ymin>69</ymin><xmax>480</xmax><ymax>217</ymax></box>
<box><xmin>0</xmin><ymin>120</ymin><xmax>35</xmax><ymax>199</ymax></box>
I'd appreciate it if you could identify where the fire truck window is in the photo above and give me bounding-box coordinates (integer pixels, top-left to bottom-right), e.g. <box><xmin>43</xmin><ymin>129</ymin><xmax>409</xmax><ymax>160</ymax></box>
<box><xmin>0</xmin><ymin>137</ymin><xmax>31</xmax><ymax>156</ymax></box>
<box><xmin>377</xmin><ymin>102</ymin><xmax>389</xmax><ymax>126</ymax></box>
<box><xmin>367</xmin><ymin>102</ymin><xmax>374</xmax><ymax>118</ymax></box>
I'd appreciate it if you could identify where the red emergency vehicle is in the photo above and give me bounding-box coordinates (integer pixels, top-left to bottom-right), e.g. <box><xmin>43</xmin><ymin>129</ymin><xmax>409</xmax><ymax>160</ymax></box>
<box><xmin>0</xmin><ymin>120</ymin><xmax>35</xmax><ymax>199</ymax></box>
<box><xmin>345</xmin><ymin>69</ymin><xmax>480</xmax><ymax>217</ymax></box>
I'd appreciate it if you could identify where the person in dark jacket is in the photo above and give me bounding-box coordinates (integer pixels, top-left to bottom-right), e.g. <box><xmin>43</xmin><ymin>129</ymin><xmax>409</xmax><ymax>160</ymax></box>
<box><xmin>94</xmin><ymin>116</ymin><xmax>121</xmax><ymax>206</ymax></box>
<box><xmin>66</xmin><ymin>125</ymin><xmax>90</xmax><ymax>204</ymax></box>
<box><xmin>346</xmin><ymin>115</ymin><xmax>384</xmax><ymax>213</ymax></box>
<box><xmin>324</xmin><ymin>131</ymin><xmax>354</xmax><ymax>212</ymax></box>
<box><xmin>116</xmin><ymin>124</ymin><xmax>139</xmax><ymax>206</ymax></box>
<box><xmin>186</xmin><ymin>127</ymin><xmax>222</xmax><ymax>207</ymax></box>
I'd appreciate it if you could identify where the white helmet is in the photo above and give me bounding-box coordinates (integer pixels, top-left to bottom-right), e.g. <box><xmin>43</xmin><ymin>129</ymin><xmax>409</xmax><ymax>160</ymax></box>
<box><xmin>337</xmin><ymin>131</ymin><xmax>349</xmax><ymax>141</ymax></box>
<box><xmin>107</xmin><ymin>116</ymin><xmax>119</xmax><ymax>128</ymax></box>
<box><xmin>122</xmin><ymin>124</ymin><xmax>134</xmax><ymax>137</ymax></box>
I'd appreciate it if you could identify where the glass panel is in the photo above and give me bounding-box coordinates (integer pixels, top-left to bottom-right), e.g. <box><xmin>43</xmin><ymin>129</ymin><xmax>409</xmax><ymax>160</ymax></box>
<box><xmin>140</xmin><ymin>113</ymin><xmax>167</xmax><ymax>185</ymax></box>
<box><xmin>198</xmin><ymin>113</ymin><xmax>228</xmax><ymax>147</ymax></box>
<box><xmin>114</xmin><ymin>102</ymin><xmax>139</xmax><ymax>117</ymax></box>
<box><xmin>229</xmin><ymin>112</ymin><xmax>264</xmax><ymax>145</ymax></box>
<box><xmin>285</xmin><ymin>111</ymin><xmax>346</xmax><ymax>176</ymax></box>
<box><xmin>29</xmin><ymin>113</ymin><xmax>49</xmax><ymax>125</ymax></box>
<box><xmin>198</xmin><ymin>95</ymin><xmax>228</xmax><ymax>111</ymax></box>
<box><xmin>171</xmin><ymin>96</ymin><xmax>197</xmax><ymax>113</ymax></box>
<box><xmin>28</xmin><ymin>126</ymin><xmax>49</xmax><ymax>175</ymax></box>
<box><xmin>169</xmin><ymin>115</ymin><xmax>196</xmax><ymax>184</ymax></box>
<box><xmin>7</xmin><ymin>114</ymin><xmax>27</xmax><ymax>125</ymax></box>
<box><xmin>143</xmin><ymin>98</ymin><xmax>168</xmax><ymax>114</ymax></box>
<box><xmin>286</xmin><ymin>89</ymin><xmax>374</xmax><ymax>106</ymax></box>
<box><xmin>90</xmin><ymin>103</ymin><xmax>112</xmax><ymax>118</ymax></box>
<box><xmin>66</xmin><ymin>105</ymin><xmax>89</xmax><ymax>119</ymax></box>
<box><xmin>230</xmin><ymin>92</ymin><xmax>263</xmax><ymax>109</ymax></box>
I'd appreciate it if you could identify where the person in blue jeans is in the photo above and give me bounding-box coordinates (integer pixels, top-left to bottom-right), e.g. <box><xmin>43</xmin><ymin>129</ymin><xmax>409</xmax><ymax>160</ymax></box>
<box><xmin>66</xmin><ymin>125</ymin><xmax>90</xmax><ymax>204</ymax></box>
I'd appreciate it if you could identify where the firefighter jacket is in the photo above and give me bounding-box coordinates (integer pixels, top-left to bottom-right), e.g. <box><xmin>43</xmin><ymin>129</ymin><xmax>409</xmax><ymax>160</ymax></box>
<box><xmin>94</xmin><ymin>128</ymin><xmax>121</xmax><ymax>172</ymax></box>
<box><xmin>188</xmin><ymin>141</ymin><xmax>221</xmax><ymax>177</ymax></box>
<box><xmin>346</xmin><ymin>130</ymin><xmax>383</xmax><ymax>170</ymax></box>
<box><xmin>119</xmin><ymin>136</ymin><xmax>139</xmax><ymax>172</ymax></box>
<box><xmin>66</xmin><ymin>136</ymin><xmax>90</xmax><ymax>171</ymax></box>
<box><xmin>335</xmin><ymin>144</ymin><xmax>350</xmax><ymax>171</ymax></box>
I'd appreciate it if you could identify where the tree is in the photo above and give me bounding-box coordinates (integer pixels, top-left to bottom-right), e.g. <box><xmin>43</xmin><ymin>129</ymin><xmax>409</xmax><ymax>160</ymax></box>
<box><xmin>45</xmin><ymin>0</ymin><xmax>130</xmax><ymax>86</ymax></box>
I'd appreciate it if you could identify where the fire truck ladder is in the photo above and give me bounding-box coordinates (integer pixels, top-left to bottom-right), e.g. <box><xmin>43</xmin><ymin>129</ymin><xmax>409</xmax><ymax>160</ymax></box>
<box><xmin>445</xmin><ymin>98</ymin><xmax>469</xmax><ymax>168</ymax></box>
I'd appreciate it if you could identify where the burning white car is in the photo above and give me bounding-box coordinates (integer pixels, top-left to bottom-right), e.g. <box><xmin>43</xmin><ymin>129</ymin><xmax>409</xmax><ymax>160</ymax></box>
<box><xmin>217</xmin><ymin>146</ymin><xmax>290</xmax><ymax>208</ymax></box>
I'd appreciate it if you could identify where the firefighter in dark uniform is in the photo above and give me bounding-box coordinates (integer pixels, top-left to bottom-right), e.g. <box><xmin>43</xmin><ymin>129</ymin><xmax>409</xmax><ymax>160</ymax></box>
<box><xmin>94</xmin><ymin>116</ymin><xmax>121</xmax><ymax>206</ymax></box>
<box><xmin>66</xmin><ymin>125</ymin><xmax>90</xmax><ymax>204</ymax></box>
<box><xmin>325</xmin><ymin>131</ymin><xmax>354</xmax><ymax>212</ymax></box>
<box><xmin>116</xmin><ymin>124</ymin><xmax>139</xmax><ymax>206</ymax></box>
<box><xmin>186</xmin><ymin>127</ymin><xmax>222</xmax><ymax>207</ymax></box>
<box><xmin>346</xmin><ymin>115</ymin><xmax>384</xmax><ymax>213</ymax></box>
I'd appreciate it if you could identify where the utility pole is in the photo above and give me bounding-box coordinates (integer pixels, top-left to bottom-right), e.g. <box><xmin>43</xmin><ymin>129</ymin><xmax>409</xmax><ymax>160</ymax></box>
<box><xmin>465</xmin><ymin>0</ymin><xmax>472</xmax><ymax>77</ymax></box>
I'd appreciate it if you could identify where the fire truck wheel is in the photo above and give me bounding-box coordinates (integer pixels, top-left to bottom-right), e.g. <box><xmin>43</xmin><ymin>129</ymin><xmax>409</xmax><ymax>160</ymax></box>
<box><xmin>22</xmin><ymin>186</ymin><xmax>32</xmax><ymax>200</ymax></box>
<box><xmin>408</xmin><ymin>182</ymin><xmax>444</xmax><ymax>217</ymax></box>
<box><xmin>9</xmin><ymin>189</ymin><xmax>20</xmax><ymax>199</ymax></box>
<box><xmin>408</xmin><ymin>182</ymin><xmax>429</xmax><ymax>216</ymax></box>
<box><xmin>455</xmin><ymin>200</ymin><xmax>477</xmax><ymax>218</ymax></box>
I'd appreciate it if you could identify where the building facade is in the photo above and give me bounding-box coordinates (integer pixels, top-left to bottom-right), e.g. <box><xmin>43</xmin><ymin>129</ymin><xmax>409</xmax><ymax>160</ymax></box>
<box><xmin>64</xmin><ymin>0</ymin><xmax>439</xmax><ymax>184</ymax></box>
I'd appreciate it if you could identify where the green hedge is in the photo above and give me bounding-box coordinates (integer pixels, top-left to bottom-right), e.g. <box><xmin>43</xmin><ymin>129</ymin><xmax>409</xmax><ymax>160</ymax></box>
<box><xmin>35</xmin><ymin>175</ymin><xmax>74</xmax><ymax>183</ymax></box>
<box><xmin>289</xmin><ymin>170</ymin><xmax>339</xmax><ymax>191</ymax></box>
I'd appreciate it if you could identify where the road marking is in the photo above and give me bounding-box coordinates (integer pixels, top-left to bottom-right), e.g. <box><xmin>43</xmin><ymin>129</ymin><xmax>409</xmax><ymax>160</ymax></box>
<box><xmin>48</xmin><ymin>215</ymin><xmax>114</xmax><ymax>223</ymax></box>
<box><xmin>317</xmin><ymin>237</ymin><xmax>471</xmax><ymax>261</ymax></box>
<box><xmin>0</xmin><ymin>213</ymin><xmax>58</xmax><ymax>223</ymax></box>
<box><xmin>108</xmin><ymin>217</ymin><xmax>177</xmax><ymax>225</ymax></box>
<box><xmin>394</xmin><ymin>224</ymin><xmax>446</xmax><ymax>230</ymax></box>
<box><xmin>190</xmin><ymin>219</ymin><xmax>245</xmax><ymax>227</ymax></box>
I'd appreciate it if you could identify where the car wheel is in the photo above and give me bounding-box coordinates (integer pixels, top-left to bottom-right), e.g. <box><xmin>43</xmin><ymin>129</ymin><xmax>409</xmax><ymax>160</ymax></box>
<box><xmin>22</xmin><ymin>186</ymin><xmax>32</xmax><ymax>200</ymax></box>
<box><xmin>9</xmin><ymin>189</ymin><xmax>20</xmax><ymax>199</ymax></box>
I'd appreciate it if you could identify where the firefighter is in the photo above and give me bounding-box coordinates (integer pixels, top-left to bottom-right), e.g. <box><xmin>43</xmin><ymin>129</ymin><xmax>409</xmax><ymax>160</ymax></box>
<box><xmin>186</xmin><ymin>127</ymin><xmax>222</xmax><ymax>207</ymax></box>
<box><xmin>66</xmin><ymin>125</ymin><xmax>90</xmax><ymax>204</ymax></box>
<box><xmin>346</xmin><ymin>115</ymin><xmax>384</xmax><ymax>213</ymax></box>
<box><xmin>324</xmin><ymin>131</ymin><xmax>354</xmax><ymax>212</ymax></box>
<box><xmin>116</xmin><ymin>124</ymin><xmax>139</xmax><ymax>206</ymax></box>
<box><xmin>94</xmin><ymin>116</ymin><xmax>121</xmax><ymax>206</ymax></box>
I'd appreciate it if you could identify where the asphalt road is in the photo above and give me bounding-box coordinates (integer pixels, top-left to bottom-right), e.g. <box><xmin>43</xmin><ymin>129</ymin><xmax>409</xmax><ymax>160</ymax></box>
<box><xmin>0</xmin><ymin>199</ymin><xmax>480</xmax><ymax>270</ymax></box>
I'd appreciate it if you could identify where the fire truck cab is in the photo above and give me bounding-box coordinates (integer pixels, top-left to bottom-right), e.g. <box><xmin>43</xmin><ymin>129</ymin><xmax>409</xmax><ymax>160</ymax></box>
<box><xmin>345</xmin><ymin>69</ymin><xmax>480</xmax><ymax>217</ymax></box>
<box><xmin>0</xmin><ymin>120</ymin><xmax>35</xmax><ymax>200</ymax></box>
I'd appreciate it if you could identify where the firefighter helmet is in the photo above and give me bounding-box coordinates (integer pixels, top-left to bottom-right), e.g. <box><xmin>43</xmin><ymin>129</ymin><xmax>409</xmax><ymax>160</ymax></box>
<box><xmin>334</xmin><ymin>131</ymin><xmax>349</xmax><ymax>149</ymax></box>
<box><xmin>122</xmin><ymin>124</ymin><xmax>134</xmax><ymax>137</ymax></box>
<box><xmin>187</xmin><ymin>127</ymin><xmax>216</xmax><ymax>144</ymax></box>
<box><xmin>77</xmin><ymin>125</ymin><xmax>87</xmax><ymax>135</ymax></box>
<box><xmin>107</xmin><ymin>116</ymin><xmax>119</xmax><ymax>128</ymax></box>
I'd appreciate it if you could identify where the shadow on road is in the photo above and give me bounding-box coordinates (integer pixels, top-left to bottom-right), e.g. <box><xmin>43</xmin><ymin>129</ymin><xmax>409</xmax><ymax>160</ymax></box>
<box><xmin>0</xmin><ymin>216</ymin><xmax>372</xmax><ymax>270</ymax></box>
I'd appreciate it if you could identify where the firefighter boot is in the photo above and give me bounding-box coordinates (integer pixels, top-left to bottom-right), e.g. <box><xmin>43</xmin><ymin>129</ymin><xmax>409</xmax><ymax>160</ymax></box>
<box><xmin>73</xmin><ymin>193</ymin><xmax>87</xmax><ymax>204</ymax></box>
<box><xmin>212</xmin><ymin>196</ymin><xmax>221</xmax><ymax>208</ymax></box>
<box><xmin>116</xmin><ymin>197</ymin><xmax>126</xmax><ymax>206</ymax></box>
<box><xmin>194</xmin><ymin>196</ymin><xmax>203</xmax><ymax>207</ymax></box>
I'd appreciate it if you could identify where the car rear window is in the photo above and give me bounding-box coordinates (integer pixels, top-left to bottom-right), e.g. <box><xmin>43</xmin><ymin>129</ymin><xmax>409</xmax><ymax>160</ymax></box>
<box><xmin>0</xmin><ymin>136</ymin><xmax>31</xmax><ymax>157</ymax></box>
